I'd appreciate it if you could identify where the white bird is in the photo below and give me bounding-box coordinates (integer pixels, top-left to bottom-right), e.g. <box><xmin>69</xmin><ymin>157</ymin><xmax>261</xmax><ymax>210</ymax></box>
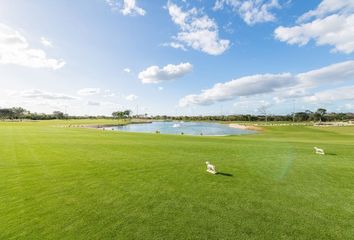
<box><xmin>314</xmin><ymin>147</ymin><xmax>325</xmax><ymax>155</ymax></box>
<box><xmin>206</xmin><ymin>161</ymin><xmax>217</xmax><ymax>174</ymax></box>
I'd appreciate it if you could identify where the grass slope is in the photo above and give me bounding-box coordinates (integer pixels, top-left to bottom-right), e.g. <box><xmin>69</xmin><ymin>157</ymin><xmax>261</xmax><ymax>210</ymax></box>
<box><xmin>0</xmin><ymin>120</ymin><xmax>353</xmax><ymax>239</ymax></box>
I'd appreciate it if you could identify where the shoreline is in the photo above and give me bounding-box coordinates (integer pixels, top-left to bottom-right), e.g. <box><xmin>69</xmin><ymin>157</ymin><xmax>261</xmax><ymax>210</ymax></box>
<box><xmin>66</xmin><ymin>121</ymin><xmax>153</xmax><ymax>129</ymax></box>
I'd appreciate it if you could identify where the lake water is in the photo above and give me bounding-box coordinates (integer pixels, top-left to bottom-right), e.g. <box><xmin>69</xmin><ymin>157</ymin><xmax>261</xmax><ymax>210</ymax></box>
<box><xmin>104</xmin><ymin>121</ymin><xmax>255</xmax><ymax>136</ymax></box>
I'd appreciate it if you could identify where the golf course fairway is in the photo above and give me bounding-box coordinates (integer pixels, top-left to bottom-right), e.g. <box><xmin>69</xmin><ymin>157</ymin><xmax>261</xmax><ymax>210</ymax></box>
<box><xmin>0</xmin><ymin>120</ymin><xmax>353</xmax><ymax>239</ymax></box>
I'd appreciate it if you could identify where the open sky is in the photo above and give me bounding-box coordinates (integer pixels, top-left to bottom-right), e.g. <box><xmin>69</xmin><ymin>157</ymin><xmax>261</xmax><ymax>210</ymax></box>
<box><xmin>1</xmin><ymin>0</ymin><xmax>354</xmax><ymax>116</ymax></box>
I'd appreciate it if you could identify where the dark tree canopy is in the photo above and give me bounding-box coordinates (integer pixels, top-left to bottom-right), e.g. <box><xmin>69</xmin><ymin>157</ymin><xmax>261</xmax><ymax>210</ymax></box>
<box><xmin>315</xmin><ymin>108</ymin><xmax>327</xmax><ymax>122</ymax></box>
<box><xmin>112</xmin><ymin>110</ymin><xmax>132</xmax><ymax>119</ymax></box>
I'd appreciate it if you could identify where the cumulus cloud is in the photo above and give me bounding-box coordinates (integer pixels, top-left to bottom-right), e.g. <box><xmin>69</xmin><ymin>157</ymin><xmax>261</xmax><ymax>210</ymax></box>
<box><xmin>138</xmin><ymin>62</ymin><xmax>193</xmax><ymax>84</ymax></box>
<box><xmin>125</xmin><ymin>94</ymin><xmax>138</xmax><ymax>101</ymax></box>
<box><xmin>106</xmin><ymin>0</ymin><xmax>145</xmax><ymax>16</ymax></box>
<box><xmin>179</xmin><ymin>60</ymin><xmax>354</xmax><ymax>107</ymax></box>
<box><xmin>304</xmin><ymin>85</ymin><xmax>354</xmax><ymax>103</ymax></box>
<box><xmin>77</xmin><ymin>88</ymin><xmax>101</xmax><ymax>96</ymax></box>
<box><xmin>123</xmin><ymin>68</ymin><xmax>131</xmax><ymax>73</ymax></box>
<box><xmin>87</xmin><ymin>100</ymin><xmax>101</xmax><ymax>106</ymax></box>
<box><xmin>167</xmin><ymin>2</ymin><xmax>230</xmax><ymax>55</ymax></box>
<box><xmin>214</xmin><ymin>0</ymin><xmax>281</xmax><ymax>25</ymax></box>
<box><xmin>297</xmin><ymin>0</ymin><xmax>354</xmax><ymax>23</ymax></box>
<box><xmin>162</xmin><ymin>42</ymin><xmax>187</xmax><ymax>51</ymax></box>
<box><xmin>234</xmin><ymin>99</ymin><xmax>270</xmax><ymax>109</ymax></box>
<box><xmin>274</xmin><ymin>0</ymin><xmax>354</xmax><ymax>54</ymax></box>
<box><xmin>274</xmin><ymin>60</ymin><xmax>354</xmax><ymax>102</ymax></box>
<box><xmin>179</xmin><ymin>73</ymin><xmax>294</xmax><ymax>107</ymax></box>
<box><xmin>21</xmin><ymin>89</ymin><xmax>77</xmax><ymax>100</ymax></box>
<box><xmin>103</xmin><ymin>89</ymin><xmax>116</xmax><ymax>97</ymax></box>
<box><xmin>0</xmin><ymin>23</ymin><xmax>65</xmax><ymax>70</ymax></box>
<box><xmin>40</xmin><ymin>37</ymin><xmax>53</xmax><ymax>47</ymax></box>
<box><xmin>297</xmin><ymin>60</ymin><xmax>354</xmax><ymax>87</ymax></box>
<box><xmin>121</xmin><ymin>0</ymin><xmax>145</xmax><ymax>16</ymax></box>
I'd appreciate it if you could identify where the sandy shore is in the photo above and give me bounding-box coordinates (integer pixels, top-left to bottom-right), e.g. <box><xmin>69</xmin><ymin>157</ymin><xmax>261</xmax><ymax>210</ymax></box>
<box><xmin>228</xmin><ymin>123</ymin><xmax>263</xmax><ymax>131</ymax></box>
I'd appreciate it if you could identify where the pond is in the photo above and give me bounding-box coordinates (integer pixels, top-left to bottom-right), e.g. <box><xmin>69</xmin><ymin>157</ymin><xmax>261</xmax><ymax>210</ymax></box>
<box><xmin>104</xmin><ymin>121</ymin><xmax>256</xmax><ymax>136</ymax></box>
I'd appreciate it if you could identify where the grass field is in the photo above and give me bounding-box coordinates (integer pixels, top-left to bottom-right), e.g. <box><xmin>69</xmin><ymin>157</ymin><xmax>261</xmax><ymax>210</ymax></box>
<box><xmin>0</xmin><ymin>120</ymin><xmax>353</xmax><ymax>239</ymax></box>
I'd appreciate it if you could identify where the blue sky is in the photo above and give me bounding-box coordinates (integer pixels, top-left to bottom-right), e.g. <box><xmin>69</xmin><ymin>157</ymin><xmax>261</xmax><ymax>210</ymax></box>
<box><xmin>1</xmin><ymin>0</ymin><xmax>354</xmax><ymax>116</ymax></box>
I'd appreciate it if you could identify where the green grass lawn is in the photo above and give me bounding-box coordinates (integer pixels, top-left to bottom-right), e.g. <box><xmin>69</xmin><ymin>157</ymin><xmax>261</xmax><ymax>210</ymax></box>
<box><xmin>0</xmin><ymin>120</ymin><xmax>353</xmax><ymax>239</ymax></box>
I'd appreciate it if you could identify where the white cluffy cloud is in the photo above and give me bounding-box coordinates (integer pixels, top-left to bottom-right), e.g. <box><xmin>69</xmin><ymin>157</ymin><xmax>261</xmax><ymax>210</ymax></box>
<box><xmin>121</xmin><ymin>0</ymin><xmax>145</xmax><ymax>16</ymax></box>
<box><xmin>126</xmin><ymin>94</ymin><xmax>138</xmax><ymax>101</ymax></box>
<box><xmin>77</xmin><ymin>88</ymin><xmax>101</xmax><ymax>96</ymax></box>
<box><xmin>180</xmin><ymin>73</ymin><xmax>294</xmax><ymax>106</ymax></box>
<box><xmin>179</xmin><ymin>60</ymin><xmax>354</xmax><ymax>107</ymax></box>
<box><xmin>87</xmin><ymin>100</ymin><xmax>101</xmax><ymax>106</ymax></box>
<box><xmin>304</xmin><ymin>85</ymin><xmax>354</xmax><ymax>103</ymax></box>
<box><xmin>103</xmin><ymin>89</ymin><xmax>116</xmax><ymax>97</ymax></box>
<box><xmin>296</xmin><ymin>60</ymin><xmax>354</xmax><ymax>87</ymax></box>
<box><xmin>274</xmin><ymin>0</ymin><xmax>354</xmax><ymax>54</ymax></box>
<box><xmin>138</xmin><ymin>62</ymin><xmax>193</xmax><ymax>84</ymax></box>
<box><xmin>163</xmin><ymin>42</ymin><xmax>187</xmax><ymax>51</ymax></box>
<box><xmin>0</xmin><ymin>23</ymin><xmax>65</xmax><ymax>70</ymax></box>
<box><xmin>21</xmin><ymin>89</ymin><xmax>77</xmax><ymax>100</ymax></box>
<box><xmin>123</xmin><ymin>68</ymin><xmax>131</xmax><ymax>73</ymax></box>
<box><xmin>167</xmin><ymin>2</ymin><xmax>230</xmax><ymax>55</ymax></box>
<box><xmin>214</xmin><ymin>0</ymin><xmax>281</xmax><ymax>25</ymax></box>
<box><xmin>106</xmin><ymin>0</ymin><xmax>145</xmax><ymax>16</ymax></box>
<box><xmin>40</xmin><ymin>37</ymin><xmax>53</xmax><ymax>47</ymax></box>
<box><xmin>297</xmin><ymin>0</ymin><xmax>354</xmax><ymax>23</ymax></box>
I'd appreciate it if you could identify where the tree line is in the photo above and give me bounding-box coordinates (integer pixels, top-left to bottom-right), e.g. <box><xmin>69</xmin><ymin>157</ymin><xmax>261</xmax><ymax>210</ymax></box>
<box><xmin>0</xmin><ymin>107</ymin><xmax>353</xmax><ymax>122</ymax></box>
<box><xmin>0</xmin><ymin>107</ymin><xmax>134</xmax><ymax>120</ymax></box>
<box><xmin>0</xmin><ymin>107</ymin><xmax>110</xmax><ymax>120</ymax></box>
<box><xmin>144</xmin><ymin>109</ymin><xmax>354</xmax><ymax>122</ymax></box>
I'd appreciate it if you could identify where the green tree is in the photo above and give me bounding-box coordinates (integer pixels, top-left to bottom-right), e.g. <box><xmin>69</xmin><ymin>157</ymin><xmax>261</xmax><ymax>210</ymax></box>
<box><xmin>0</xmin><ymin>108</ymin><xmax>14</xmax><ymax>119</ymax></box>
<box><xmin>123</xmin><ymin>110</ymin><xmax>132</xmax><ymax>118</ymax></box>
<box><xmin>295</xmin><ymin>112</ymin><xmax>310</xmax><ymax>122</ymax></box>
<box><xmin>112</xmin><ymin>110</ymin><xmax>131</xmax><ymax>119</ymax></box>
<box><xmin>12</xmin><ymin>107</ymin><xmax>28</xmax><ymax>119</ymax></box>
<box><xmin>53</xmin><ymin>111</ymin><xmax>65</xmax><ymax>119</ymax></box>
<box><xmin>315</xmin><ymin>108</ymin><xmax>327</xmax><ymax>122</ymax></box>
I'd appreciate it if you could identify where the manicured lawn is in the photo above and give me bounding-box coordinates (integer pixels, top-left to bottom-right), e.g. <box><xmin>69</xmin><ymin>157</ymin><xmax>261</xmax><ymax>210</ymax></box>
<box><xmin>0</xmin><ymin>120</ymin><xmax>353</xmax><ymax>239</ymax></box>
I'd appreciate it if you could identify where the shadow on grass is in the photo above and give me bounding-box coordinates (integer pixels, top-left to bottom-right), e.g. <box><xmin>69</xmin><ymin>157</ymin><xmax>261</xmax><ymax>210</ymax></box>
<box><xmin>216</xmin><ymin>172</ymin><xmax>233</xmax><ymax>177</ymax></box>
<box><xmin>325</xmin><ymin>153</ymin><xmax>337</xmax><ymax>156</ymax></box>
